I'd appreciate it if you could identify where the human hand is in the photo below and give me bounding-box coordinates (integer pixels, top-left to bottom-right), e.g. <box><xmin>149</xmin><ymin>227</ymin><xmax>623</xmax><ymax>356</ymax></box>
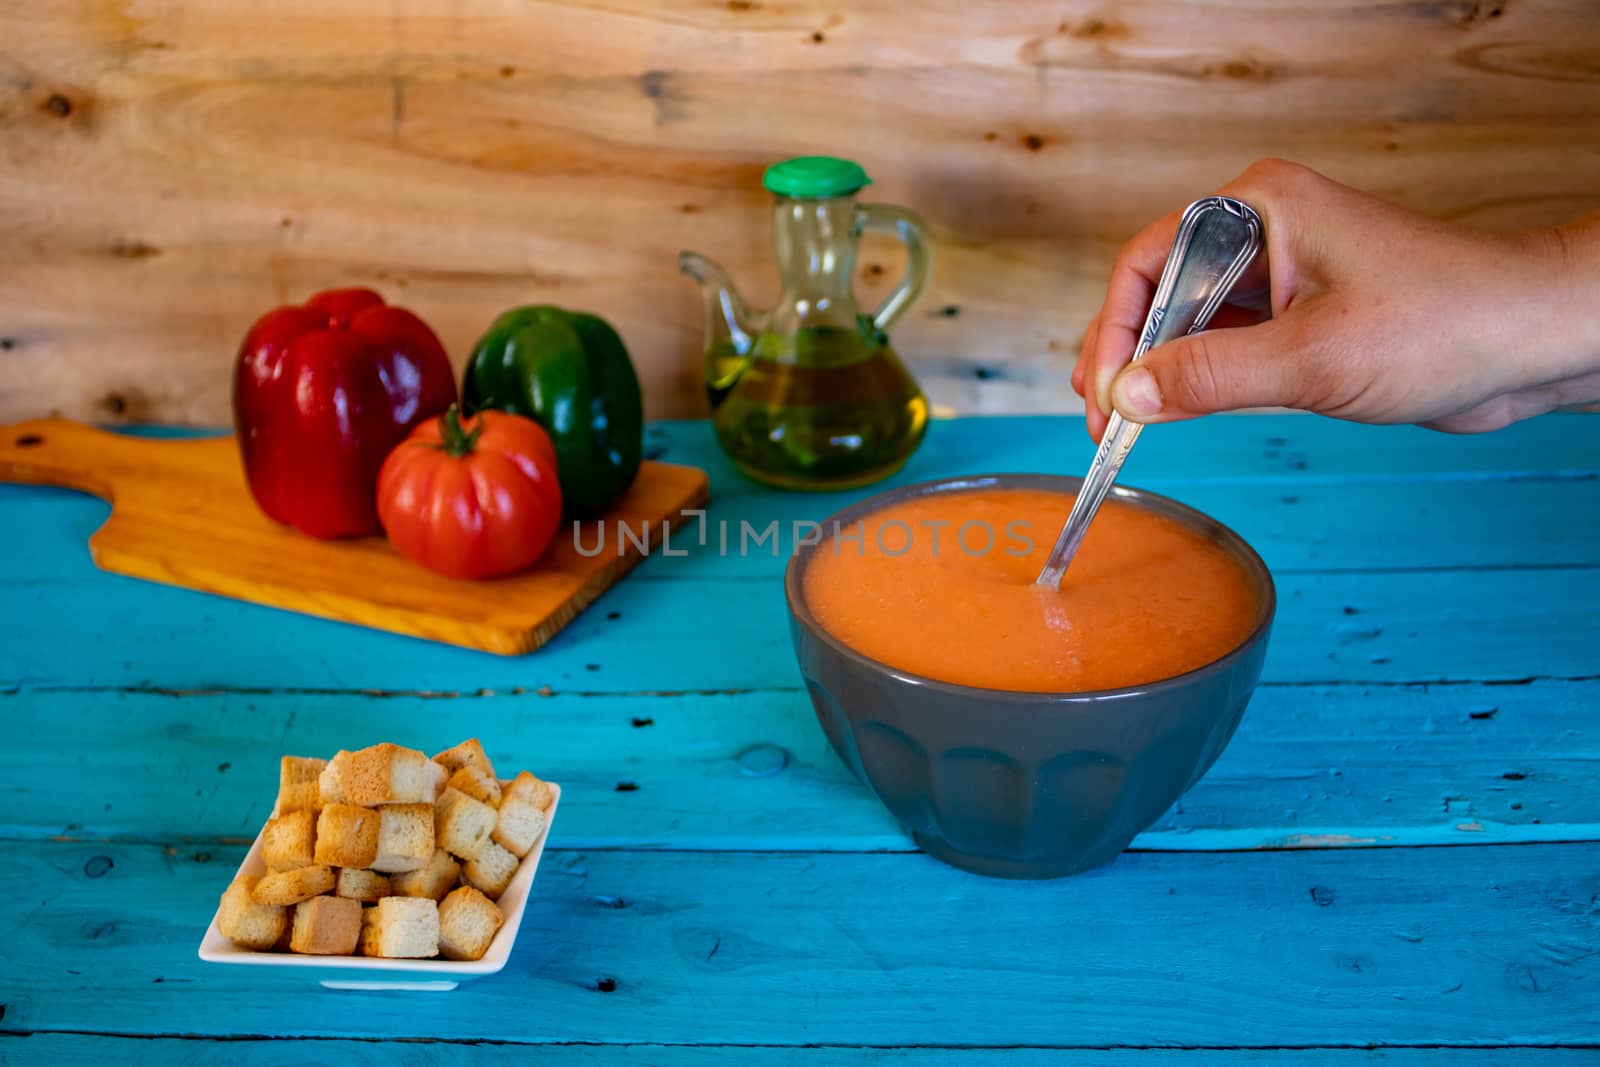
<box><xmin>1073</xmin><ymin>159</ymin><xmax>1600</xmax><ymax>441</ymax></box>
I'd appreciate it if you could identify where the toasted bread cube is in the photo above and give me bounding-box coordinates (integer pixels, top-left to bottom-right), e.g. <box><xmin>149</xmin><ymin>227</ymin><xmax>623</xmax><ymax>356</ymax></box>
<box><xmin>335</xmin><ymin>867</ymin><xmax>392</xmax><ymax>902</ymax></box>
<box><xmin>447</xmin><ymin>765</ymin><xmax>502</xmax><ymax>809</ymax></box>
<box><xmin>504</xmin><ymin>770</ymin><xmax>554</xmax><ymax>813</ymax></box>
<box><xmin>251</xmin><ymin>864</ymin><xmax>335</xmax><ymax>906</ymax></box>
<box><xmin>280</xmin><ymin>755</ymin><xmax>327</xmax><ymax>787</ymax></box>
<box><xmin>435</xmin><ymin>787</ymin><xmax>497</xmax><ymax>860</ymax></box>
<box><xmin>275</xmin><ymin>781</ymin><xmax>321</xmax><ymax>816</ymax></box>
<box><xmin>373</xmin><ymin>803</ymin><xmax>434</xmax><ymax>873</ymax></box>
<box><xmin>433</xmin><ymin>738</ymin><xmax>496</xmax><ymax>780</ymax></box>
<box><xmin>260</xmin><ymin>808</ymin><xmax>317</xmax><ymax>872</ymax></box>
<box><xmin>390</xmin><ymin>848</ymin><xmax>461</xmax><ymax>901</ymax></box>
<box><xmin>314</xmin><ymin>804</ymin><xmax>379</xmax><ymax>868</ymax></box>
<box><xmin>217</xmin><ymin>876</ymin><xmax>286</xmax><ymax>949</ymax></box>
<box><xmin>318</xmin><ymin>751</ymin><xmax>350</xmax><ymax>806</ymax></box>
<box><xmin>492</xmin><ymin>787</ymin><xmax>550</xmax><ymax>859</ymax></box>
<box><xmin>437</xmin><ymin>885</ymin><xmax>505</xmax><ymax>961</ymax></box>
<box><xmin>359</xmin><ymin>896</ymin><xmax>439</xmax><ymax>958</ymax></box>
<box><xmin>289</xmin><ymin>895</ymin><xmax>362</xmax><ymax>955</ymax></box>
<box><xmin>461</xmin><ymin>841</ymin><xmax>519</xmax><ymax>900</ymax></box>
<box><xmin>427</xmin><ymin>758</ymin><xmax>448</xmax><ymax>799</ymax></box>
<box><xmin>344</xmin><ymin>743</ymin><xmax>436</xmax><ymax>806</ymax></box>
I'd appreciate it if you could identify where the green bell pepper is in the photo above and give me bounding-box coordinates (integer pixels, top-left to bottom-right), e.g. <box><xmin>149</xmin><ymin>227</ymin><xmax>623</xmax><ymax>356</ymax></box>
<box><xmin>462</xmin><ymin>306</ymin><xmax>644</xmax><ymax>518</ymax></box>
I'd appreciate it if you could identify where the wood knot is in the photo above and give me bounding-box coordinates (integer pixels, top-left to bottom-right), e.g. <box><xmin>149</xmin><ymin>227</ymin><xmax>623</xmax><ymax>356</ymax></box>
<box><xmin>1022</xmin><ymin>133</ymin><xmax>1045</xmax><ymax>151</ymax></box>
<box><xmin>810</xmin><ymin>31</ymin><xmax>825</xmax><ymax>43</ymax></box>
<box><xmin>44</xmin><ymin>93</ymin><xmax>72</xmax><ymax>118</ymax></box>
<box><xmin>1310</xmin><ymin>885</ymin><xmax>1336</xmax><ymax>906</ymax></box>
<box><xmin>108</xmin><ymin>239</ymin><xmax>161</xmax><ymax>260</ymax></box>
<box><xmin>15</xmin><ymin>434</ymin><xmax>43</xmax><ymax>448</ymax></box>
<box><xmin>0</xmin><ymin>337</ymin><xmax>16</xmax><ymax>351</ymax></box>
<box><xmin>614</xmin><ymin>780</ymin><xmax>639</xmax><ymax>792</ymax></box>
<box><xmin>83</xmin><ymin>855</ymin><xmax>114</xmax><ymax>879</ymax></box>
<box><xmin>1067</xmin><ymin>15</ymin><xmax>1124</xmax><ymax>38</ymax></box>
<box><xmin>735</xmin><ymin>743</ymin><xmax>790</xmax><ymax>778</ymax></box>
<box><xmin>727</xmin><ymin>0</ymin><xmax>757</xmax><ymax>9</ymax></box>
<box><xmin>593</xmin><ymin>976</ymin><xmax>618</xmax><ymax>992</ymax></box>
<box><xmin>499</xmin><ymin>65</ymin><xmax>516</xmax><ymax>78</ymax></box>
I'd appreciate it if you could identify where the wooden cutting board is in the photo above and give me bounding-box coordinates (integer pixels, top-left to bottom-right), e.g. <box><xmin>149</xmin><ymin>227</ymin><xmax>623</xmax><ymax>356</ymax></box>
<box><xmin>0</xmin><ymin>417</ymin><xmax>709</xmax><ymax>655</ymax></box>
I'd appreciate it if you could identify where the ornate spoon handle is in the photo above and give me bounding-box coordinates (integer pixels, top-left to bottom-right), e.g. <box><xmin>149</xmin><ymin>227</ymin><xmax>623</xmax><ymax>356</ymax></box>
<box><xmin>1036</xmin><ymin>196</ymin><xmax>1264</xmax><ymax>589</ymax></box>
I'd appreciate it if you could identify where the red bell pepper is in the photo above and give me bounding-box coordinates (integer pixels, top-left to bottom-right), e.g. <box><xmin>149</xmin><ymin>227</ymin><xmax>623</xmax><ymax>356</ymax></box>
<box><xmin>233</xmin><ymin>288</ymin><xmax>458</xmax><ymax>539</ymax></box>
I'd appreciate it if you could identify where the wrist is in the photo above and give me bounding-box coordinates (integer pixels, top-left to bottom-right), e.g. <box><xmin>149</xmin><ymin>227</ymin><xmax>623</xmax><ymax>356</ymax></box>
<box><xmin>1526</xmin><ymin>215</ymin><xmax>1600</xmax><ymax>381</ymax></box>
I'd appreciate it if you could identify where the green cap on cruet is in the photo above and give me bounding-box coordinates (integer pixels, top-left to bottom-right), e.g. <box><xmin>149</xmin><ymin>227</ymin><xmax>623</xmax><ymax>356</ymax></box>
<box><xmin>762</xmin><ymin>156</ymin><xmax>872</xmax><ymax>199</ymax></box>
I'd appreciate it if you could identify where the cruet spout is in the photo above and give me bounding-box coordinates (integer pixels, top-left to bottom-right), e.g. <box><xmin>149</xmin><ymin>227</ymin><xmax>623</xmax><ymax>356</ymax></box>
<box><xmin>679</xmin><ymin>251</ymin><xmax>766</xmax><ymax>407</ymax></box>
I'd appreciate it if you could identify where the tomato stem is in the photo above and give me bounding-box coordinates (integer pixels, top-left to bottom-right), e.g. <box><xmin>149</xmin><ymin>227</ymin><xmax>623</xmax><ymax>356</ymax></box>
<box><xmin>437</xmin><ymin>404</ymin><xmax>481</xmax><ymax>458</ymax></box>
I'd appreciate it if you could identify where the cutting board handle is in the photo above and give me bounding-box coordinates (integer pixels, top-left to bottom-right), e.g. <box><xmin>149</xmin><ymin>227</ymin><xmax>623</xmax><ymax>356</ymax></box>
<box><xmin>0</xmin><ymin>417</ymin><xmax>165</xmax><ymax>500</ymax></box>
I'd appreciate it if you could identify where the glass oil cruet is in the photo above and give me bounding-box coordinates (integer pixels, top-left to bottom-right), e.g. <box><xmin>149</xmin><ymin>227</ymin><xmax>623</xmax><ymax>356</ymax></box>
<box><xmin>680</xmin><ymin>156</ymin><xmax>932</xmax><ymax>490</ymax></box>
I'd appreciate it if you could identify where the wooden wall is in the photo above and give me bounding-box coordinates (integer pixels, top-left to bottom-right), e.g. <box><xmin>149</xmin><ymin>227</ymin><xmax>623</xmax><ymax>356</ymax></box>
<box><xmin>3</xmin><ymin>0</ymin><xmax>1599</xmax><ymax>426</ymax></box>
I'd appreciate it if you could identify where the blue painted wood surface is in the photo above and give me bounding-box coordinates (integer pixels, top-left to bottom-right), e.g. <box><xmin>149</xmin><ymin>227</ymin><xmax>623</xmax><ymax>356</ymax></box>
<box><xmin>1</xmin><ymin>413</ymin><xmax>1597</xmax><ymax>1061</ymax></box>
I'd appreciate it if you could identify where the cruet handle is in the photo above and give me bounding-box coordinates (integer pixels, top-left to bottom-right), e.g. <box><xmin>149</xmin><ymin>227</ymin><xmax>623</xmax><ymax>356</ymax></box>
<box><xmin>854</xmin><ymin>204</ymin><xmax>933</xmax><ymax>335</ymax></box>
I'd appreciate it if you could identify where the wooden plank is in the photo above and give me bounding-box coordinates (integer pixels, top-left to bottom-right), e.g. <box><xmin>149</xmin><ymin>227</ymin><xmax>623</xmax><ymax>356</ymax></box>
<box><xmin>11</xmin><ymin>470</ymin><xmax>1600</xmax><ymax>585</ymax></box>
<box><xmin>2</xmin><ymin>841</ymin><xmax>1596</xmax><ymax>1046</ymax></box>
<box><xmin>7</xmin><ymin>1036</ymin><xmax>1597</xmax><ymax>1064</ymax></box>
<box><xmin>3</xmin><ymin>563</ymin><xmax>1599</xmax><ymax>692</ymax></box>
<box><xmin>3</xmin><ymin>681</ymin><xmax>1595</xmax><ymax>851</ymax></box>
<box><xmin>6</xmin><ymin>414</ymin><xmax>1600</xmax><ymax>589</ymax></box>
<box><xmin>3</xmin><ymin>3</ymin><xmax>1599</xmax><ymax>422</ymax></box>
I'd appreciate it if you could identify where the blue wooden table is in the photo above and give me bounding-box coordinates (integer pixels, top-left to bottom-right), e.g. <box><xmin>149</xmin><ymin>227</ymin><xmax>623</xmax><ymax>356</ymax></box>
<box><xmin>2</xmin><ymin>414</ymin><xmax>1598</xmax><ymax>1064</ymax></box>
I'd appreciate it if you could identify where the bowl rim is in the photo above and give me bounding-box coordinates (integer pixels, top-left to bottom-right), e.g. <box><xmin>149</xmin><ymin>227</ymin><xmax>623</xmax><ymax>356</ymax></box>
<box><xmin>783</xmin><ymin>472</ymin><xmax>1277</xmax><ymax>705</ymax></box>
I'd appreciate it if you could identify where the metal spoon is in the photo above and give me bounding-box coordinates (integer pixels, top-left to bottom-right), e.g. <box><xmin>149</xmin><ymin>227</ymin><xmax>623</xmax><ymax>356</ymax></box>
<box><xmin>1036</xmin><ymin>196</ymin><xmax>1264</xmax><ymax>589</ymax></box>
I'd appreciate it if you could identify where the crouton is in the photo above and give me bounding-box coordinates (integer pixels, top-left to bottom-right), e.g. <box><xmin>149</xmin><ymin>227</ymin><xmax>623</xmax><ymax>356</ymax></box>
<box><xmin>289</xmin><ymin>895</ymin><xmax>362</xmax><ymax>955</ymax></box>
<box><xmin>275</xmin><ymin>781</ymin><xmax>321</xmax><ymax>816</ymax></box>
<box><xmin>427</xmin><ymin>758</ymin><xmax>448</xmax><ymax>799</ymax></box>
<box><xmin>281</xmin><ymin>755</ymin><xmax>327</xmax><ymax>787</ymax></box>
<box><xmin>492</xmin><ymin>787</ymin><xmax>550</xmax><ymax>859</ymax></box>
<box><xmin>217</xmin><ymin>876</ymin><xmax>287</xmax><ymax>949</ymax></box>
<box><xmin>432</xmin><ymin>738</ymin><xmax>496</xmax><ymax>780</ymax></box>
<box><xmin>359</xmin><ymin>896</ymin><xmax>439</xmax><ymax>958</ymax></box>
<box><xmin>446</xmin><ymin>765</ymin><xmax>502</xmax><ymax>808</ymax></box>
<box><xmin>461</xmin><ymin>841</ymin><xmax>519</xmax><ymax>900</ymax></box>
<box><xmin>437</xmin><ymin>886</ymin><xmax>505</xmax><ymax>961</ymax></box>
<box><xmin>344</xmin><ymin>742</ymin><xmax>437</xmax><ymax>806</ymax></box>
<box><xmin>435</xmin><ymin>787</ymin><xmax>497</xmax><ymax>860</ymax></box>
<box><xmin>373</xmin><ymin>803</ymin><xmax>434</xmax><ymax>873</ymax></box>
<box><xmin>251</xmin><ymin>864</ymin><xmax>335</xmax><ymax>906</ymax></box>
<box><xmin>503</xmin><ymin>770</ymin><xmax>554</xmax><ymax>813</ymax></box>
<box><xmin>260</xmin><ymin>808</ymin><xmax>317</xmax><ymax>872</ymax></box>
<box><xmin>313</xmin><ymin>803</ymin><xmax>379</xmax><ymax>868</ymax></box>
<box><xmin>318</xmin><ymin>751</ymin><xmax>350</xmax><ymax>806</ymax></box>
<box><xmin>390</xmin><ymin>848</ymin><xmax>461</xmax><ymax>901</ymax></box>
<box><xmin>334</xmin><ymin>867</ymin><xmax>391</xmax><ymax>902</ymax></box>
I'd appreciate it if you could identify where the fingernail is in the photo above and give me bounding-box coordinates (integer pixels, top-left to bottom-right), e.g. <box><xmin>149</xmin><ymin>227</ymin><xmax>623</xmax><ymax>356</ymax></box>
<box><xmin>1112</xmin><ymin>367</ymin><xmax>1163</xmax><ymax>419</ymax></box>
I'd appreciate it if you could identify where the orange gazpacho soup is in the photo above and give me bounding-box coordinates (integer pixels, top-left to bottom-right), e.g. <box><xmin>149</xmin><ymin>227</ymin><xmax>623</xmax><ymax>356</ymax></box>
<box><xmin>802</xmin><ymin>487</ymin><xmax>1261</xmax><ymax>693</ymax></box>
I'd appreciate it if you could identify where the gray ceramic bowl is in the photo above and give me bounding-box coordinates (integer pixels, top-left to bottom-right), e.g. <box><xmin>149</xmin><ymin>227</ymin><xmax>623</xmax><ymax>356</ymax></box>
<box><xmin>785</xmin><ymin>474</ymin><xmax>1275</xmax><ymax>879</ymax></box>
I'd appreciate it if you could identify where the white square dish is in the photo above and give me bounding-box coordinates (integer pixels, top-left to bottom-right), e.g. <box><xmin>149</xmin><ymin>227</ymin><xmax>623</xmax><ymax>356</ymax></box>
<box><xmin>198</xmin><ymin>782</ymin><xmax>560</xmax><ymax>990</ymax></box>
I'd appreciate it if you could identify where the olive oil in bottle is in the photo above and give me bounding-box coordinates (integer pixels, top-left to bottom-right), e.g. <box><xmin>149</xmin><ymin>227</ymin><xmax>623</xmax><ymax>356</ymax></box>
<box><xmin>709</xmin><ymin>326</ymin><xmax>928</xmax><ymax>491</ymax></box>
<box><xmin>680</xmin><ymin>156</ymin><xmax>935</xmax><ymax>490</ymax></box>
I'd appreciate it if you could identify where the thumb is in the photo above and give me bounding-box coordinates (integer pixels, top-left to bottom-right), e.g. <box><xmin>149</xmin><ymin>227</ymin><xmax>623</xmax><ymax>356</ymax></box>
<box><xmin>1109</xmin><ymin>322</ymin><xmax>1306</xmax><ymax>422</ymax></box>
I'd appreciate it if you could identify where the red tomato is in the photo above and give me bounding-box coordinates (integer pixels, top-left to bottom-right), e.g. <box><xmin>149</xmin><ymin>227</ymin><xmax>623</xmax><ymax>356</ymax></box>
<box><xmin>377</xmin><ymin>406</ymin><xmax>564</xmax><ymax>580</ymax></box>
